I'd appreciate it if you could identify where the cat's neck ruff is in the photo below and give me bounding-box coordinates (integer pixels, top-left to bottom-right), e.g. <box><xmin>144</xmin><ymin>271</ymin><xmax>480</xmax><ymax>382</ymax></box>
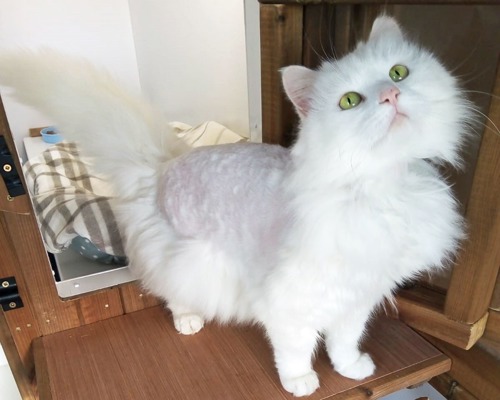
<box><xmin>288</xmin><ymin>143</ymin><xmax>411</xmax><ymax>191</ymax></box>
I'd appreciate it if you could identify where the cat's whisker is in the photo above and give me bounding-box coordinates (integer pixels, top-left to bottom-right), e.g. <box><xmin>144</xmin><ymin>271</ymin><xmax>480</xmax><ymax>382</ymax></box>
<box><xmin>327</xmin><ymin>6</ymin><xmax>338</xmax><ymax>61</ymax></box>
<box><xmin>448</xmin><ymin>33</ymin><xmax>484</xmax><ymax>75</ymax></box>
<box><xmin>303</xmin><ymin>31</ymin><xmax>330</xmax><ymax>65</ymax></box>
<box><xmin>456</xmin><ymin>67</ymin><xmax>495</xmax><ymax>87</ymax></box>
<box><xmin>417</xmin><ymin>184</ymin><xmax>456</xmax><ymax>196</ymax></box>
<box><xmin>462</xmin><ymin>90</ymin><xmax>500</xmax><ymax>101</ymax></box>
<box><xmin>463</xmin><ymin>105</ymin><xmax>500</xmax><ymax>137</ymax></box>
<box><xmin>317</xmin><ymin>11</ymin><xmax>331</xmax><ymax>63</ymax></box>
<box><xmin>302</xmin><ymin>7</ymin><xmax>334</xmax><ymax>65</ymax></box>
<box><xmin>302</xmin><ymin>6</ymin><xmax>340</xmax><ymax>65</ymax></box>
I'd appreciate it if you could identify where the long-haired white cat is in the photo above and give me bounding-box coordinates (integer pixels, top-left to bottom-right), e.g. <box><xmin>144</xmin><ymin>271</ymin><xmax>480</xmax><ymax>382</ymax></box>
<box><xmin>0</xmin><ymin>16</ymin><xmax>473</xmax><ymax>396</ymax></box>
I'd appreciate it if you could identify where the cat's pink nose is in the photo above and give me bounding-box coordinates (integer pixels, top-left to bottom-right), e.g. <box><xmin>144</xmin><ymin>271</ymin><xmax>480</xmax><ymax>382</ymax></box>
<box><xmin>380</xmin><ymin>87</ymin><xmax>400</xmax><ymax>106</ymax></box>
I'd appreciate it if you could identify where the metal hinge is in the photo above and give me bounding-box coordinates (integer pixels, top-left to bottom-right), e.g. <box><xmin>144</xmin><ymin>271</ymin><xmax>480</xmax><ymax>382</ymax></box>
<box><xmin>0</xmin><ymin>136</ymin><xmax>26</xmax><ymax>199</ymax></box>
<box><xmin>0</xmin><ymin>277</ymin><xmax>24</xmax><ymax>311</ymax></box>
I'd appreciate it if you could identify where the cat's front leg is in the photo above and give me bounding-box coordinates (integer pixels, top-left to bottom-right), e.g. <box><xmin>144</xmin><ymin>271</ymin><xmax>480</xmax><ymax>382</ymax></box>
<box><xmin>265</xmin><ymin>322</ymin><xmax>320</xmax><ymax>397</ymax></box>
<box><xmin>169</xmin><ymin>303</ymin><xmax>204</xmax><ymax>335</ymax></box>
<box><xmin>325</xmin><ymin>311</ymin><xmax>375</xmax><ymax>380</ymax></box>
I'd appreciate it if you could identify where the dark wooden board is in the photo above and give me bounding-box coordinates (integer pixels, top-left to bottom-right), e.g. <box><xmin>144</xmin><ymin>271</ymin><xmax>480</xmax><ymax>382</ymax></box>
<box><xmin>34</xmin><ymin>306</ymin><xmax>450</xmax><ymax>400</ymax></box>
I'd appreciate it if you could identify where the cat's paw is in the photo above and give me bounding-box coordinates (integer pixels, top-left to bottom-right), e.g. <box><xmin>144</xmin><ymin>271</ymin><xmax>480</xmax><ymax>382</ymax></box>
<box><xmin>335</xmin><ymin>353</ymin><xmax>375</xmax><ymax>380</ymax></box>
<box><xmin>173</xmin><ymin>313</ymin><xmax>204</xmax><ymax>335</ymax></box>
<box><xmin>280</xmin><ymin>371</ymin><xmax>320</xmax><ymax>397</ymax></box>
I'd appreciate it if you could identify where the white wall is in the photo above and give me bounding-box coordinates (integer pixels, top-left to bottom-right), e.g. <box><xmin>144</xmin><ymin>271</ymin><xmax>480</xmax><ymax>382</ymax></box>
<box><xmin>0</xmin><ymin>0</ymin><xmax>141</xmax><ymax>158</ymax></box>
<box><xmin>128</xmin><ymin>0</ymin><xmax>250</xmax><ymax>137</ymax></box>
<box><xmin>0</xmin><ymin>0</ymin><xmax>254</xmax><ymax>160</ymax></box>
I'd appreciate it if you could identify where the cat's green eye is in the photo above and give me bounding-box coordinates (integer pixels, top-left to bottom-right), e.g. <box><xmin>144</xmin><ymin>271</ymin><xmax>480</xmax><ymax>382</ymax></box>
<box><xmin>389</xmin><ymin>65</ymin><xmax>409</xmax><ymax>82</ymax></box>
<box><xmin>339</xmin><ymin>92</ymin><xmax>362</xmax><ymax>110</ymax></box>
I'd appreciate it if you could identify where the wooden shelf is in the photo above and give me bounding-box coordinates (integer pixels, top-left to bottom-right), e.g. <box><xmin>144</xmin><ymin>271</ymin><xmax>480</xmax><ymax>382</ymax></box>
<box><xmin>34</xmin><ymin>306</ymin><xmax>449</xmax><ymax>400</ymax></box>
<box><xmin>396</xmin><ymin>286</ymin><xmax>488</xmax><ymax>350</ymax></box>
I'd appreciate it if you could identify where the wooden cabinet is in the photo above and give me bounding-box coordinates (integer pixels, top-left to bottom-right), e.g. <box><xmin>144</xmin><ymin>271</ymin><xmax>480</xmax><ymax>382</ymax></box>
<box><xmin>0</xmin><ymin>1</ymin><xmax>499</xmax><ymax>399</ymax></box>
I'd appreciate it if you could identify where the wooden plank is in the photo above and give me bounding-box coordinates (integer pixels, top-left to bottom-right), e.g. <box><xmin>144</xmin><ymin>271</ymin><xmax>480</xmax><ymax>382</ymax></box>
<box><xmin>480</xmin><ymin>309</ymin><xmax>500</xmax><ymax>358</ymax></box>
<box><xmin>0</xmin><ymin>96</ymin><xmax>31</xmax><ymax>215</ymax></box>
<box><xmin>3</xmin><ymin>212</ymin><xmax>82</xmax><ymax>334</ymax></box>
<box><xmin>301</xmin><ymin>4</ymin><xmax>392</xmax><ymax>73</ymax></box>
<box><xmin>119</xmin><ymin>282</ymin><xmax>161</xmax><ymax>314</ymax></box>
<box><xmin>2</xmin><ymin>306</ymin><xmax>39</xmax><ymax>370</ymax></box>
<box><xmin>351</xmin><ymin>4</ymin><xmax>394</xmax><ymax>44</ymax></box>
<box><xmin>490</xmin><ymin>272</ymin><xmax>500</xmax><ymax>311</ymax></box>
<box><xmin>426</xmin><ymin>335</ymin><xmax>500</xmax><ymax>400</ymax></box>
<box><xmin>0</xmin><ymin>311</ymin><xmax>37</xmax><ymax>400</ymax></box>
<box><xmin>33</xmin><ymin>339</ymin><xmax>53</xmax><ymax>400</ymax></box>
<box><xmin>302</xmin><ymin>4</ymin><xmax>336</xmax><ymax>68</ymax></box>
<box><xmin>330</xmin><ymin>5</ymin><xmax>354</xmax><ymax>56</ymax></box>
<box><xmin>34</xmin><ymin>306</ymin><xmax>450</xmax><ymax>400</ymax></box>
<box><xmin>76</xmin><ymin>288</ymin><xmax>123</xmax><ymax>325</ymax></box>
<box><xmin>396</xmin><ymin>286</ymin><xmax>488</xmax><ymax>349</ymax></box>
<box><xmin>0</xmin><ymin>212</ymin><xmax>41</xmax><ymax>370</ymax></box>
<box><xmin>330</xmin><ymin>356</ymin><xmax>450</xmax><ymax>400</ymax></box>
<box><xmin>35</xmin><ymin>308</ymin><xmax>288</xmax><ymax>400</ymax></box>
<box><xmin>260</xmin><ymin>3</ymin><xmax>303</xmax><ymax>146</ymax></box>
<box><xmin>328</xmin><ymin>4</ymin><xmax>392</xmax><ymax>58</ymax></box>
<box><xmin>444</xmin><ymin>62</ymin><xmax>500</xmax><ymax>323</ymax></box>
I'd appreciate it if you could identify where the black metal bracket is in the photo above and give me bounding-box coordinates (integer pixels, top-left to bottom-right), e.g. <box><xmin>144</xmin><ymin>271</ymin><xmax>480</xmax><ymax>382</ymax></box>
<box><xmin>0</xmin><ymin>135</ymin><xmax>26</xmax><ymax>198</ymax></box>
<box><xmin>0</xmin><ymin>276</ymin><xmax>24</xmax><ymax>311</ymax></box>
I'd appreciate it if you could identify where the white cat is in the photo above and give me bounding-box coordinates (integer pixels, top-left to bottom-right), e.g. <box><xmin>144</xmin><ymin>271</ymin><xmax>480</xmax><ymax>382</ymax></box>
<box><xmin>0</xmin><ymin>16</ymin><xmax>473</xmax><ymax>397</ymax></box>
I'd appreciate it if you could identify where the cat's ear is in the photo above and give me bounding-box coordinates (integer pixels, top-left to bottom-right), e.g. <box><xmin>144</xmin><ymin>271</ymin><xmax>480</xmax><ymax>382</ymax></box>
<box><xmin>369</xmin><ymin>16</ymin><xmax>404</xmax><ymax>43</ymax></box>
<box><xmin>281</xmin><ymin>65</ymin><xmax>316</xmax><ymax>120</ymax></box>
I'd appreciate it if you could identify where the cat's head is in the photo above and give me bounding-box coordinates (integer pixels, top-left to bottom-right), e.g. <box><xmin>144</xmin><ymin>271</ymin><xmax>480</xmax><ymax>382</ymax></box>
<box><xmin>282</xmin><ymin>16</ymin><xmax>473</xmax><ymax>170</ymax></box>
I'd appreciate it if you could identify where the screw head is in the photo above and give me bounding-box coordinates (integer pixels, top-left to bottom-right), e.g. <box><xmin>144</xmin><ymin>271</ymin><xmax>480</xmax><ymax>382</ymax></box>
<box><xmin>9</xmin><ymin>302</ymin><xmax>17</xmax><ymax>309</ymax></box>
<box><xmin>3</xmin><ymin>164</ymin><xmax>12</xmax><ymax>172</ymax></box>
<box><xmin>1</xmin><ymin>281</ymin><xmax>9</xmax><ymax>288</ymax></box>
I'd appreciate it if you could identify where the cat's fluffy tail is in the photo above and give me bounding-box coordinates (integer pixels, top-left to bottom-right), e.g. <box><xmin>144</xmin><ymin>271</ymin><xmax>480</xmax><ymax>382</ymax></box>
<box><xmin>0</xmin><ymin>49</ymin><xmax>188</xmax><ymax>199</ymax></box>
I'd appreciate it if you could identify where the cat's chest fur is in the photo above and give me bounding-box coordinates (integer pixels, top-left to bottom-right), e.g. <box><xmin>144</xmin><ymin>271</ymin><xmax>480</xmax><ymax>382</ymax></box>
<box><xmin>309</xmin><ymin>168</ymin><xmax>456</xmax><ymax>265</ymax></box>
<box><xmin>259</xmin><ymin>162</ymin><xmax>462</xmax><ymax>330</ymax></box>
<box><xmin>278</xmin><ymin>160</ymin><xmax>462</xmax><ymax>306</ymax></box>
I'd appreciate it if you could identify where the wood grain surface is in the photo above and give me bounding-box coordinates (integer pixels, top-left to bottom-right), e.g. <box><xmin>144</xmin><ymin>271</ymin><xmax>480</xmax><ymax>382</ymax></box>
<box><xmin>444</xmin><ymin>63</ymin><xmax>500</xmax><ymax>323</ymax></box>
<box><xmin>34</xmin><ymin>306</ymin><xmax>450</xmax><ymax>400</ymax></box>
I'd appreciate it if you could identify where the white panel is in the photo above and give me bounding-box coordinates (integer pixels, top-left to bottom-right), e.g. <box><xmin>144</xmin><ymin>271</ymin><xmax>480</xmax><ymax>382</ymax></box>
<box><xmin>128</xmin><ymin>0</ymin><xmax>250</xmax><ymax>137</ymax></box>
<box><xmin>0</xmin><ymin>0</ymin><xmax>140</xmax><ymax>158</ymax></box>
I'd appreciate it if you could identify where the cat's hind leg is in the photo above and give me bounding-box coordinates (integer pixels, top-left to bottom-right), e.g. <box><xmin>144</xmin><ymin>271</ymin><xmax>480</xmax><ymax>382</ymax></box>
<box><xmin>120</xmin><ymin>202</ymin><xmax>244</xmax><ymax>335</ymax></box>
<box><xmin>118</xmin><ymin>207</ymin><xmax>208</xmax><ymax>335</ymax></box>
<box><xmin>155</xmin><ymin>238</ymin><xmax>244</xmax><ymax>334</ymax></box>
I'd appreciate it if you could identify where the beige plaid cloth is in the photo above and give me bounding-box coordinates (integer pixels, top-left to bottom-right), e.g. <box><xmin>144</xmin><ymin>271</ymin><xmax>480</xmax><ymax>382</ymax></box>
<box><xmin>22</xmin><ymin>142</ymin><xmax>125</xmax><ymax>256</ymax></box>
<box><xmin>21</xmin><ymin>122</ymin><xmax>246</xmax><ymax>257</ymax></box>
